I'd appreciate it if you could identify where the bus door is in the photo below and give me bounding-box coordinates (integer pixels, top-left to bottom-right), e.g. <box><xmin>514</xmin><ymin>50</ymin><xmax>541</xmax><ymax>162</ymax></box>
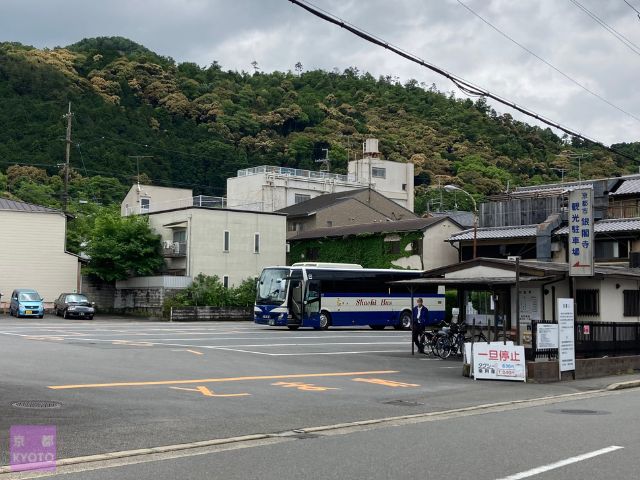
<box><xmin>303</xmin><ymin>280</ymin><xmax>321</xmax><ymax>326</ymax></box>
<box><xmin>288</xmin><ymin>279</ymin><xmax>304</xmax><ymax>328</ymax></box>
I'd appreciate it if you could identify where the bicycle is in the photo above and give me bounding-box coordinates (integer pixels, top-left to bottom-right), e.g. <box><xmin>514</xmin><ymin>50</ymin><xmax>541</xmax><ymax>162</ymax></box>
<box><xmin>434</xmin><ymin>322</ymin><xmax>467</xmax><ymax>359</ymax></box>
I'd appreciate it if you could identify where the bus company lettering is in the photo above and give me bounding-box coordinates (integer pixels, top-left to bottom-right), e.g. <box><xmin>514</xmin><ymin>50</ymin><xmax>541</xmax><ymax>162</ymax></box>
<box><xmin>356</xmin><ymin>298</ymin><xmax>376</xmax><ymax>306</ymax></box>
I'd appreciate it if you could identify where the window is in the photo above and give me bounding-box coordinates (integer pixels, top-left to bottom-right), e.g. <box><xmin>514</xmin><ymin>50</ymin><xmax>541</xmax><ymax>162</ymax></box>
<box><xmin>595</xmin><ymin>240</ymin><xmax>629</xmax><ymax>260</ymax></box>
<box><xmin>576</xmin><ymin>289</ymin><xmax>599</xmax><ymax>316</ymax></box>
<box><xmin>385</xmin><ymin>241</ymin><xmax>401</xmax><ymax>254</ymax></box>
<box><xmin>294</xmin><ymin>194</ymin><xmax>311</xmax><ymax>204</ymax></box>
<box><xmin>411</xmin><ymin>239</ymin><xmax>422</xmax><ymax>256</ymax></box>
<box><xmin>326</xmin><ymin>221</ymin><xmax>333</xmax><ymax>227</ymax></box>
<box><xmin>402</xmin><ymin>183</ymin><xmax>407</xmax><ymax>191</ymax></box>
<box><xmin>223</xmin><ymin>230</ymin><xmax>230</xmax><ymax>252</ymax></box>
<box><xmin>173</xmin><ymin>230</ymin><xmax>186</xmax><ymax>243</ymax></box>
<box><xmin>254</xmin><ymin>233</ymin><xmax>260</xmax><ymax>254</ymax></box>
<box><xmin>371</xmin><ymin>167</ymin><xmax>386</xmax><ymax>178</ymax></box>
<box><xmin>140</xmin><ymin>197</ymin><xmax>150</xmax><ymax>213</ymax></box>
<box><xmin>306</xmin><ymin>247</ymin><xmax>320</xmax><ymax>261</ymax></box>
<box><xmin>223</xmin><ymin>276</ymin><xmax>229</xmax><ymax>289</ymax></box>
<box><xmin>288</xmin><ymin>223</ymin><xmax>298</xmax><ymax>232</ymax></box>
<box><xmin>623</xmin><ymin>290</ymin><xmax>640</xmax><ymax>316</ymax></box>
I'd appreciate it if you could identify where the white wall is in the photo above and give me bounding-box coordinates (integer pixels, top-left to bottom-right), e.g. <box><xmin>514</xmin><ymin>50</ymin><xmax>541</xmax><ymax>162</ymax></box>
<box><xmin>422</xmin><ymin>219</ymin><xmax>462</xmax><ymax>270</ymax></box>
<box><xmin>226</xmin><ymin>174</ymin><xmax>361</xmax><ymax>212</ymax></box>
<box><xmin>149</xmin><ymin>208</ymin><xmax>286</xmax><ymax>286</ymax></box>
<box><xmin>0</xmin><ymin>211</ymin><xmax>78</xmax><ymax>302</ymax></box>
<box><xmin>121</xmin><ymin>185</ymin><xmax>193</xmax><ymax>216</ymax></box>
<box><xmin>348</xmin><ymin>158</ymin><xmax>414</xmax><ymax>211</ymax></box>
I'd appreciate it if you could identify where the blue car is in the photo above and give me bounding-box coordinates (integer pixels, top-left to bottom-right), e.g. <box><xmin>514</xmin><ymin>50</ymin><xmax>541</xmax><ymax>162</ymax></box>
<box><xmin>9</xmin><ymin>289</ymin><xmax>45</xmax><ymax>318</ymax></box>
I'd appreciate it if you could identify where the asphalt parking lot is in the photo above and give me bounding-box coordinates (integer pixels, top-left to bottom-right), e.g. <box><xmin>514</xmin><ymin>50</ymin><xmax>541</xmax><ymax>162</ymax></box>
<box><xmin>0</xmin><ymin>315</ymin><xmax>633</xmax><ymax>467</ymax></box>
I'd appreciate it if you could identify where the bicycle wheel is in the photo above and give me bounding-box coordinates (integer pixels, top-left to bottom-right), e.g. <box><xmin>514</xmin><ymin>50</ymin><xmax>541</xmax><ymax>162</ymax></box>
<box><xmin>435</xmin><ymin>335</ymin><xmax>452</xmax><ymax>359</ymax></box>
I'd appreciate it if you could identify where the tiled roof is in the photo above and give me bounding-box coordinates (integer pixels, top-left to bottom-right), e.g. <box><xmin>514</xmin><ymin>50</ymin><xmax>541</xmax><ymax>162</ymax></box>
<box><xmin>448</xmin><ymin>225</ymin><xmax>538</xmax><ymax>241</ymax></box>
<box><xmin>276</xmin><ymin>188</ymin><xmax>370</xmax><ymax>216</ymax></box>
<box><xmin>288</xmin><ymin>217</ymin><xmax>450</xmax><ymax>241</ymax></box>
<box><xmin>611</xmin><ymin>179</ymin><xmax>640</xmax><ymax>196</ymax></box>
<box><xmin>555</xmin><ymin>218</ymin><xmax>640</xmax><ymax>234</ymax></box>
<box><xmin>0</xmin><ymin>197</ymin><xmax>61</xmax><ymax>214</ymax></box>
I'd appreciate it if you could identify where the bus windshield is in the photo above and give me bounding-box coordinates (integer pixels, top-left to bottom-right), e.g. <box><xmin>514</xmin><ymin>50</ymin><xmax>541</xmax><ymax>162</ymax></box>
<box><xmin>256</xmin><ymin>268</ymin><xmax>289</xmax><ymax>305</ymax></box>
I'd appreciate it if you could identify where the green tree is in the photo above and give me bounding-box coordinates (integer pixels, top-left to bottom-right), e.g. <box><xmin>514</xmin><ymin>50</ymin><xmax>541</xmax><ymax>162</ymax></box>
<box><xmin>85</xmin><ymin>211</ymin><xmax>164</xmax><ymax>281</ymax></box>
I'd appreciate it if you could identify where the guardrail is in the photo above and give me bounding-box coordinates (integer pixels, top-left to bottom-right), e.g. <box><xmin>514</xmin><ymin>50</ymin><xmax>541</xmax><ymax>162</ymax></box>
<box><xmin>170</xmin><ymin>306</ymin><xmax>252</xmax><ymax>322</ymax></box>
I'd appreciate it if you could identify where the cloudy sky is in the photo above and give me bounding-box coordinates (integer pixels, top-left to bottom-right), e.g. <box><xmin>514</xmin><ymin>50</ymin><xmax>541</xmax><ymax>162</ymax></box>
<box><xmin>2</xmin><ymin>0</ymin><xmax>639</xmax><ymax>145</ymax></box>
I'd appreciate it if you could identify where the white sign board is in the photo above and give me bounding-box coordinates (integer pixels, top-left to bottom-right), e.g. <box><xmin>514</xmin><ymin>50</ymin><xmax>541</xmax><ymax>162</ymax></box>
<box><xmin>568</xmin><ymin>187</ymin><xmax>594</xmax><ymax>276</ymax></box>
<box><xmin>536</xmin><ymin>324</ymin><xmax>559</xmax><ymax>350</ymax></box>
<box><xmin>558</xmin><ymin>298</ymin><xmax>576</xmax><ymax>372</ymax></box>
<box><xmin>472</xmin><ymin>342</ymin><xmax>526</xmax><ymax>382</ymax></box>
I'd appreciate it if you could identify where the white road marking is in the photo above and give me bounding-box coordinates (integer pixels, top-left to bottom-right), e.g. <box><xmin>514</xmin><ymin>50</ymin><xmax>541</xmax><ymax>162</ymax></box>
<box><xmin>496</xmin><ymin>446</ymin><xmax>624</xmax><ymax>480</ymax></box>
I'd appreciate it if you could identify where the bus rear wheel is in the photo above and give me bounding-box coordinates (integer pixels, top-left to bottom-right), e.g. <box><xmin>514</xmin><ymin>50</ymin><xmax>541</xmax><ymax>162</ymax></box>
<box><xmin>394</xmin><ymin>311</ymin><xmax>412</xmax><ymax>330</ymax></box>
<box><xmin>319</xmin><ymin>311</ymin><xmax>331</xmax><ymax>330</ymax></box>
<box><xmin>369</xmin><ymin>325</ymin><xmax>386</xmax><ymax>330</ymax></box>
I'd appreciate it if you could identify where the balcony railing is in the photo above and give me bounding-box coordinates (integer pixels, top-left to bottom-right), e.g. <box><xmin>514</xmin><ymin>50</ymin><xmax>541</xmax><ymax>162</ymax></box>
<box><xmin>236</xmin><ymin>165</ymin><xmax>362</xmax><ymax>184</ymax></box>
<box><xmin>162</xmin><ymin>241</ymin><xmax>187</xmax><ymax>257</ymax></box>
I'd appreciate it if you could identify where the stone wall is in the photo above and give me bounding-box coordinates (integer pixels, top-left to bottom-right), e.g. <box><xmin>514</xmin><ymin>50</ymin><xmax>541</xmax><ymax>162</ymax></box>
<box><xmin>527</xmin><ymin>356</ymin><xmax>640</xmax><ymax>382</ymax></box>
<box><xmin>81</xmin><ymin>275</ymin><xmax>116</xmax><ymax>311</ymax></box>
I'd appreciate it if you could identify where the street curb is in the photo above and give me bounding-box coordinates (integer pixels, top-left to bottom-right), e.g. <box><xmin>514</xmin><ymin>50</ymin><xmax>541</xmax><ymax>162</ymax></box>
<box><xmin>0</xmin><ymin>434</ymin><xmax>269</xmax><ymax>474</ymax></box>
<box><xmin>0</xmin><ymin>388</ymin><xmax>617</xmax><ymax>475</ymax></box>
<box><xmin>605</xmin><ymin>379</ymin><xmax>640</xmax><ymax>391</ymax></box>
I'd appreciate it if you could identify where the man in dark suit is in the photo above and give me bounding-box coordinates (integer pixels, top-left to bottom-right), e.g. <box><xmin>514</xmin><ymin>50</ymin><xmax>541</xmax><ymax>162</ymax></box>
<box><xmin>412</xmin><ymin>297</ymin><xmax>429</xmax><ymax>353</ymax></box>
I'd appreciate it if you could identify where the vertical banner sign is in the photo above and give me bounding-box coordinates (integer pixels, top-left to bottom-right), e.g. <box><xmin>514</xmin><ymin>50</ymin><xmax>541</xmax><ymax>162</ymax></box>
<box><xmin>568</xmin><ymin>187</ymin><xmax>594</xmax><ymax>276</ymax></box>
<box><xmin>557</xmin><ymin>298</ymin><xmax>576</xmax><ymax>373</ymax></box>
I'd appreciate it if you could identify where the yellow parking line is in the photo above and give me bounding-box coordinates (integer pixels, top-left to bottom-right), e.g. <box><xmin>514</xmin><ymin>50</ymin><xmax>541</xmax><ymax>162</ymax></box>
<box><xmin>48</xmin><ymin>370</ymin><xmax>398</xmax><ymax>390</ymax></box>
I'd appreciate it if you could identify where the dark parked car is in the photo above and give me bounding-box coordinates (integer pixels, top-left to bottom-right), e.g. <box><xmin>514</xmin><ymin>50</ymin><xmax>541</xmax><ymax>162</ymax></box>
<box><xmin>54</xmin><ymin>293</ymin><xmax>95</xmax><ymax>319</ymax></box>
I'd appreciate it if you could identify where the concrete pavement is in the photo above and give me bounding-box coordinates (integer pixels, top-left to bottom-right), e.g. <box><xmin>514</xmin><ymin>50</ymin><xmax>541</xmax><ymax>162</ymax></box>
<box><xmin>0</xmin><ymin>316</ymin><xmax>638</xmax><ymax>478</ymax></box>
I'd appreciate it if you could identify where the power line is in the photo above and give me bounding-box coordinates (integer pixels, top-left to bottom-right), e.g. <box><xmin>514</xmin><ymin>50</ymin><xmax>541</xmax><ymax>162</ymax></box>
<box><xmin>569</xmin><ymin>0</ymin><xmax>640</xmax><ymax>55</ymax></box>
<box><xmin>457</xmin><ymin>0</ymin><xmax>640</xmax><ymax>124</ymax></box>
<box><xmin>623</xmin><ymin>0</ymin><xmax>640</xmax><ymax>19</ymax></box>
<box><xmin>287</xmin><ymin>0</ymin><xmax>637</xmax><ymax>163</ymax></box>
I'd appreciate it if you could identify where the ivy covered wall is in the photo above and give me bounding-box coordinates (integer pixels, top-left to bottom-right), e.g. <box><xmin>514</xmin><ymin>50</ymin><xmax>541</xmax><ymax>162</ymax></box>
<box><xmin>288</xmin><ymin>231</ymin><xmax>423</xmax><ymax>268</ymax></box>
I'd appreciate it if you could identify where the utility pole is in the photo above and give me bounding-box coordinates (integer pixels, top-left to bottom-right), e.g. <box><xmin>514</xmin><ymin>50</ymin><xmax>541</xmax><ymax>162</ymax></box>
<box><xmin>62</xmin><ymin>103</ymin><xmax>73</xmax><ymax>212</ymax></box>
<box><xmin>128</xmin><ymin>155</ymin><xmax>154</xmax><ymax>185</ymax></box>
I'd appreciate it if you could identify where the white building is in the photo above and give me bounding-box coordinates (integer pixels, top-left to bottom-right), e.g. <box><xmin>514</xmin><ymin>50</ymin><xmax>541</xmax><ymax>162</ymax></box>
<box><xmin>226</xmin><ymin>138</ymin><xmax>414</xmax><ymax>212</ymax></box>
<box><xmin>0</xmin><ymin>198</ymin><xmax>80</xmax><ymax>305</ymax></box>
<box><xmin>120</xmin><ymin>186</ymin><xmax>286</xmax><ymax>287</ymax></box>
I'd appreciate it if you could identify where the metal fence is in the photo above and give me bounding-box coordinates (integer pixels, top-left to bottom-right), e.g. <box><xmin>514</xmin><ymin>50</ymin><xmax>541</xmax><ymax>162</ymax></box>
<box><xmin>575</xmin><ymin>321</ymin><xmax>640</xmax><ymax>358</ymax></box>
<box><xmin>530</xmin><ymin>320</ymin><xmax>640</xmax><ymax>360</ymax></box>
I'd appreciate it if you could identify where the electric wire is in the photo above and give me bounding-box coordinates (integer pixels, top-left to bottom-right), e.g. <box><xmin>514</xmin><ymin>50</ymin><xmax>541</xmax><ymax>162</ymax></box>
<box><xmin>569</xmin><ymin>0</ymin><xmax>640</xmax><ymax>55</ymax></box>
<box><xmin>287</xmin><ymin>0</ymin><xmax>637</xmax><ymax>163</ymax></box>
<box><xmin>457</xmin><ymin>0</ymin><xmax>640</xmax><ymax>123</ymax></box>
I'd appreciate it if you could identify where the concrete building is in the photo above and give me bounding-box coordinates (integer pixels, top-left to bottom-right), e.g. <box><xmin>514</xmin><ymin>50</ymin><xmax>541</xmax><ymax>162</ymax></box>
<box><xmin>120</xmin><ymin>186</ymin><xmax>286</xmax><ymax>287</ymax></box>
<box><xmin>0</xmin><ymin>198</ymin><xmax>80</xmax><ymax>305</ymax></box>
<box><xmin>121</xmin><ymin>184</ymin><xmax>196</xmax><ymax>216</ymax></box>
<box><xmin>287</xmin><ymin>217</ymin><xmax>462</xmax><ymax>270</ymax></box>
<box><xmin>277</xmin><ymin>188</ymin><xmax>416</xmax><ymax>238</ymax></box>
<box><xmin>226</xmin><ymin>139</ymin><xmax>415</xmax><ymax>212</ymax></box>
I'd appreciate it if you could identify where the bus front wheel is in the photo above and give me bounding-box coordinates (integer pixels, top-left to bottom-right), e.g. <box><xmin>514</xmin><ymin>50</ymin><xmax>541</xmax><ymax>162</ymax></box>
<box><xmin>319</xmin><ymin>311</ymin><xmax>331</xmax><ymax>330</ymax></box>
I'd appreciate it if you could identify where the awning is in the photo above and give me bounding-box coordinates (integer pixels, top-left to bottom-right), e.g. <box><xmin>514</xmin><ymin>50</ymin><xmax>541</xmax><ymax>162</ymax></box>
<box><xmin>163</xmin><ymin>220</ymin><xmax>188</xmax><ymax>228</ymax></box>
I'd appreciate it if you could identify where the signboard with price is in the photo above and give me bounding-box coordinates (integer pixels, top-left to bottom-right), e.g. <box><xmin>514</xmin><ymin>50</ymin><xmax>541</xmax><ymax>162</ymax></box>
<box><xmin>472</xmin><ymin>342</ymin><xmax>526</xmax><ymax>382</ymax></box>
<box><xmin>558</xmin><ymin>298</ymin><xmax>576</xmax><ymax>373</ymax></box>
<box><xmin>568</xmin><ymin>187</ymin><xmax>594</xmax><ymax>276</ymax></box>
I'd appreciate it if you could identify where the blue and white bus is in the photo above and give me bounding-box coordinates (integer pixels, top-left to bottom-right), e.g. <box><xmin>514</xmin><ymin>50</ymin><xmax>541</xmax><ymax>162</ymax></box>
<box><xmin>254</xmin><ymin>263</ymin><xmax>445</xmax><ymax>330</ymax></box>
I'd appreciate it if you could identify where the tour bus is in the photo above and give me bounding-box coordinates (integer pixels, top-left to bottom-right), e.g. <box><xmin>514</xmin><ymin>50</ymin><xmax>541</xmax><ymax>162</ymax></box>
<box><xmin>254</xmin><ymin>263</ymin><xmax>445</xmax><ymax>330</ymax></box>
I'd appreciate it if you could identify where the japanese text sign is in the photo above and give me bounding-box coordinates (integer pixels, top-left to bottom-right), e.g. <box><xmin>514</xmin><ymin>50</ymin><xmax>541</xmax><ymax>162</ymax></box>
<box><xmin>472</xmin><ymin>342</ymin><xmax>526</xmax><ymax>382</ymax></box>
<box><xmin>568</xmin><ymin>187</ymin><xmax>594</xmax><ymax>276</ymax></box>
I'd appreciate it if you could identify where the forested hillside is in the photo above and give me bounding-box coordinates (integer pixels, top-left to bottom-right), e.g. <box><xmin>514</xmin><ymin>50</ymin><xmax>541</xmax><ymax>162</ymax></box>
<box><xmin>0</xmin><ymin>36</ymin><xmax>637</xmax><ymax>216</ymax></box>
